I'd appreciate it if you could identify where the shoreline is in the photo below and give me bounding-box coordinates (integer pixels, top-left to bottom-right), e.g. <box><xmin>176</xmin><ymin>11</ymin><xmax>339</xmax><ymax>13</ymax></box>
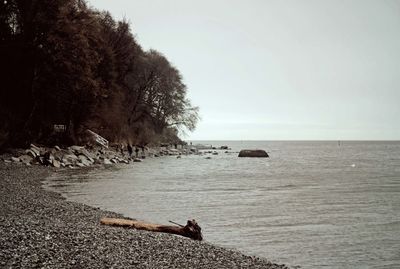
<box><xmin>0</xmin><ymin>162</ymin><xmax>288</xmax><ymax>268</ymax></box>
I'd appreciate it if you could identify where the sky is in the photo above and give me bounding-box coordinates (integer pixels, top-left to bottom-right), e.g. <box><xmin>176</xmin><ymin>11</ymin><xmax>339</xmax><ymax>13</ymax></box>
<box><xmin>88</xmin><ymin>0</ymin><xmax>400</xmax><ymax>140</ymax></box>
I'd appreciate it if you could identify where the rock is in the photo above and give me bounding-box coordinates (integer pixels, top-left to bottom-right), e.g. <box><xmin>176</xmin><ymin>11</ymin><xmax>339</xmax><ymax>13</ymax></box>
<box><xmin>76</xmin><ymin>162</ymin><xmax>85</xmax><ymax>167</ymax></box>
<box><xmin>103</xmin><ymin>159</ymin><xmax>112</xmax><ymax>165</ymax></box>
<box><xmin>54</xmin><ymin>146</ymin><xmax>61</xmax><ymax>151</ymax></box>
<box><xmin>52</xmin><ymin>150</ymin><xmax>64</xmax><ymax>161</ymax></box>
<box><xmin>176</xmin><ymin>155</ymin><xmax>181</xmax><ymax>159</ymax></box>
<box><xmin>69</xmin><ymin>146</ymin><xmax>94</xmax><ymax>160</ymax></box>
<box><xmin>205</xmin><ymin>156</ymin><xmax>212</xmax><ymax>159</ymax></box>
<box><xmin>25</xmin><ymin>149</ymin><xmax>37</xmax><ymax>158</ymax></box>
<box><xmin>238</xmin><ymin>149</ymin><xmax>269</xmax><ymax>158</ymax></box>
<box><xmin>30</xmin><ymin>144</ymin><xmax>41</xmax><ymax>156</ymax></box>
<box><xmin>4</xmin><ymin>160</ymin><xmax>11</xmax><ymax>163</ymax></box>
<box><xmin>110</xmin><ymin>159</ymin><xmax>118</xmax><ymax>164</ymax></box>
<box><xmin>69</xmin><ymin>145</ymin><xmax>85</xmax><ymax>152</ymax></box>
<box><xmin>133</xmin><ymin>158</ymin><xmax>142</xmax><ymax>162</ymax></box>
<box><xmin>38</xmin><ymin>157</ymin><xmax>45</xmax><ymax>165</ymax></box>
<box><xmin>62</xmin><ymin>154</ymin><xmax>79</xmax><ymax>165</ymax></box>
<box><xmin>168</xmin><ymin>149</ymin><xmax>180</xmax><ymax>156</ymax></box>
<box><xmin>212</xmin><ymin>152</ymin><xmax>218</xmax><ymax>155</ymax></box>
<box><xmin>52</xmin><ymin>160</ymin><xmax>61</xmax><ymax>168</ymax></box>
<box><xmin>43</xmin><ymin>152</ymin><xmax>55</xmax><ymax>165</ymax></box>
<box><xmin>78</xmin><ymin>155</ymin><xmax>92</xmax><ymax>166</ymax></box>
<box><xmin>11</xmin><ymin>157</ymin><xmax>20</xmax><ymax>162</ymax></box>
<box><xmin>18</xmin><ymin>155</ymin><xmax>33</xmax><ymax>165</ymax></box>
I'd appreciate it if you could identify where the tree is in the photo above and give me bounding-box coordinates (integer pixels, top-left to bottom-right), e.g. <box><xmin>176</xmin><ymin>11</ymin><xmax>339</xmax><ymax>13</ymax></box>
<box><xmin>0</xmin><ymin>0</ymin><xmax>199</xmax><ymax>149</ymax></box>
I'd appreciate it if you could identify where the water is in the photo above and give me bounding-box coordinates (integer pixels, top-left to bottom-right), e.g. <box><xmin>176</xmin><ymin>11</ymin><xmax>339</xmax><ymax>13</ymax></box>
<box><xmin>45</xmin><ymin>141</ymin><xmax>400</xmax><ymax>268</ymax></box>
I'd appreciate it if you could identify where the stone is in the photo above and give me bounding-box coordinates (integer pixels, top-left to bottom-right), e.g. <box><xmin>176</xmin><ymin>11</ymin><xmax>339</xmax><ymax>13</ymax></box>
<box><xmin>238</xmin><ymin>149</ymin><xmax>269</xmax><ymax>158</ymax></box>
<box><xmin>18</xmin><ymin>154</ymin><xmax>33</xmax><ymax>165</ymax></box>
<box><xmin>69</xmin><ymin>145</ymin><xmax>85</xmax><ymax>152</ymax></box>
<box><xmin>54</xmin><ymin>146</ymin><xmax>61</xmax><ymax>151</ymax></box>
<box><xmin>78</xmin><ymin>155</ymin><xmax>92</xmax><ymax>166</ymax></box>
<box><xmin>52</xmin><ymin>151</ymin><xmax>64</xmax><ymax>161</ymax></box>
<box><xmin>103</xmin><ymin>159</ymin><xmax>112</xmax><ymax>165</ymax></box>
<box><xmin>205</xmin><ymin>156</ymin><xmax>212</xmax><ymax>159</ymax></box>
<box><xmin>110</xmin><ymin>159</ymin><xmax>118</xmax><ymax>164</ymax></box>
<box><xmin>43</xmin><ymin>152</ymin><xmax>55</xmax><ymax>165</ymax></box>
<box><xmin>52</xmin><ymin>159</ymin><xmax>61</xmax><ymax>168</ymax></box>
<box><xmin>30</xmin><ymin>144</ymin><xmax>41</xmax><ymax>155</ymax></box>
<box><xmin>133</xmin><ymin>158</ymin><xmax>142</xmax><ymax>162</ymax></box>
<box><xmin>25</xmin><ymin>149</ymin><xmax>37</xmax><ymax>158</ymax></box>
<box><xmin>62</xmin><ymin>154</ymin><xmax>79</xmax><ymax>165</ymax></box>
<box><xmin>11</xmin><ymin>157</ymin><xmax>20</xmax><ymax>162</ymax></box>
<box><xmin>38</xmin><ymin>157</ymin><xmax>45</xmax><ymax>165</ymax></box>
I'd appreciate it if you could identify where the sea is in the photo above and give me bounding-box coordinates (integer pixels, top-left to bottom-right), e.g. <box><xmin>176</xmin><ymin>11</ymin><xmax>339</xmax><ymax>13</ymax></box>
<box><xmin>44</xmin><ymin>141</ymin><xmax>400</xmax><ymax>268</ymax></box>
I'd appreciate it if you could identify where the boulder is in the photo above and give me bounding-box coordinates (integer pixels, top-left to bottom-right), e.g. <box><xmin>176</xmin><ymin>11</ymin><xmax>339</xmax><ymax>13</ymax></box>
<box><xmin>43</xmin><ymin>151</ymin><xmax>55</xmax><ymax>165</ymax></box>
<box><xmin>18</xmin><ymin>154</ymin><xmax>33</xmax><ymax>165</ymax></box>
<box><xmin>25</xmin><ymin>149</ymin><xmax>37</xmax><ymax>158</ymax></box>
<box><xmin>78</xmin><ymin>155</ymin><xmax>92</xmax><ymax>166</ymax></box>
<box><xmin>103</xmin><ymin>159</ymin><xmax>112</xmax><ymax>165</ymax></box>
<box><xmin>52</xmin><ymin>159</ymin><xmax>61</xmax><ymax>168</ymax></box>
<box><xmin>238</xmin><ymin>149</ymin><xmax>269</xmax><ymax>158</ymax></box>
<box><xmin>69</xmin><ymin>145</ymin><xmax>85</xmax><ymax>152</ymax></box>
<box><xmin>30</xmin><ymin>144</ymin><xmax>41</xmax><ymax>156</ymax></box>
<box><xmin>69</xmin><ymin>146</ymin><xmax>94</xmax><ymax>160</ymax></box>
<box><xmin>62</xmin><ymin>154</ymin><xmax>79</xmax><ymax>165</ymax></box>
<box><xmin>11</xmin><ymin>157</ymin><xmax>20</xmax><ymax>162</ymax></box>
<box><xmin>52</xmin><ymin>150</ymin><xmax>65</xmax><ymax>161</ymax></box>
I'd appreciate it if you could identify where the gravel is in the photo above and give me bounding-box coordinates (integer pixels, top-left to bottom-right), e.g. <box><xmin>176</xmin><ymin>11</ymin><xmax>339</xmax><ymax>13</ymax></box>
<box><xmin>0</xmin><ymin>162</ymin><xmax>289</xmax><ymax>268</ymax></box>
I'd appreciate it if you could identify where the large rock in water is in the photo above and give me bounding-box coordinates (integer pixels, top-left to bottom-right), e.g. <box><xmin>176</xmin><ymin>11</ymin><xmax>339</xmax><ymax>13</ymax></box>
<box><xmin>238</xmin><ymin>149</ymin><xmax>269</xmax><ymax>158</ymax></box>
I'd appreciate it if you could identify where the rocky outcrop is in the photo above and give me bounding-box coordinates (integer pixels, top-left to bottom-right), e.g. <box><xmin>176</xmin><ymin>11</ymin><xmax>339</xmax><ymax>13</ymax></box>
<box><xmin>3</xmin><ymin>142</ymin><xmax>211</xmax><ymax>168</ymax></box>
<box><xmin>6</xmin><ymin>144</ymin><xmax>134</xmax><ymax>168</ymax></box>
<box><xmin>238</xmin><ymin>149</ymin><xmax>269</xmax><ymax>158</ymax></box>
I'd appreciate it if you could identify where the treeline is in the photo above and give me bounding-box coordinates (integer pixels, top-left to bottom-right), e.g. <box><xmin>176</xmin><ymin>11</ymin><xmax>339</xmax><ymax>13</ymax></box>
<box><xmin>0</xmin><ymin>0</ymin><xmax>198</xmax><ymax>149</ymax></box>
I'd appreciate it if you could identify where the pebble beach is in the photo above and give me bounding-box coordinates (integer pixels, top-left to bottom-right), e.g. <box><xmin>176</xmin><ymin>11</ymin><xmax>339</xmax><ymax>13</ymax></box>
<box><xmin>0</xmin><ymin>162</ymin><xmax>288</xmax><ymax>269</ymax></box>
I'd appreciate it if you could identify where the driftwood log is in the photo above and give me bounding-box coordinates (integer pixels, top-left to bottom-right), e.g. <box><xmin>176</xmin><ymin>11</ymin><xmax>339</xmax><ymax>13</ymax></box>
<box><xmin>100</xmin><ymin>217</ymin><xmax>203</xmax><ymax>241</ymax></box>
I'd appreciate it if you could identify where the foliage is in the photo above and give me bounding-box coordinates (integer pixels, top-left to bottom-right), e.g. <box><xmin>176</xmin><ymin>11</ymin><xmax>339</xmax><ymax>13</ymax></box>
<box><xmin>0</xmin><ymin>0</ymin><xmax>198</xmax><ymax>148</ymax></box>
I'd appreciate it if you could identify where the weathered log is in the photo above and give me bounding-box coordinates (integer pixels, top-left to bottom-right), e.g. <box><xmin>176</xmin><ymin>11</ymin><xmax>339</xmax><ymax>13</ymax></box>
<box><xmin>100</xmin><ymin>217</ymin><xmax>203</xmax><ymax>241</ymax></box>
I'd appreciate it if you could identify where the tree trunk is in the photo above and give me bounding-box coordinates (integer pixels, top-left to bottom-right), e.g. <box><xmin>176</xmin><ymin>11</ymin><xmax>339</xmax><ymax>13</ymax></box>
<box><xmin>100</xmin><ymin>217</ymin><xmax>203</xmax><ymax>241</ymax></box>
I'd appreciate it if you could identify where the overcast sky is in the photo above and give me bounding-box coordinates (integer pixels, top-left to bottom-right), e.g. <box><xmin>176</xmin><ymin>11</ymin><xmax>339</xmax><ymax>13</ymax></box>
<box><xmin>89</xmin><ymin>0</ymin><xmax>400</xmax><ymax>140</ymax></box>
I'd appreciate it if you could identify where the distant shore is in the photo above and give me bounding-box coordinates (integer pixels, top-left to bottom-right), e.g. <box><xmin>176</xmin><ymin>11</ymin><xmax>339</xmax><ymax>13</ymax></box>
<box><xmin>0</xmin><ymin>162</ymin><xmax>288</xmax><ymax>268</ymax></box>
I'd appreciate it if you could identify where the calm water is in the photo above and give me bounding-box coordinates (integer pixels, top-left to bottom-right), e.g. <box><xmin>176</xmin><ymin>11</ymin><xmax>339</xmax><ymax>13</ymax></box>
<box><xmin>45</xmin><ymin>141</ymin><xmax>400</xmax><ymax>268</ymax></box>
